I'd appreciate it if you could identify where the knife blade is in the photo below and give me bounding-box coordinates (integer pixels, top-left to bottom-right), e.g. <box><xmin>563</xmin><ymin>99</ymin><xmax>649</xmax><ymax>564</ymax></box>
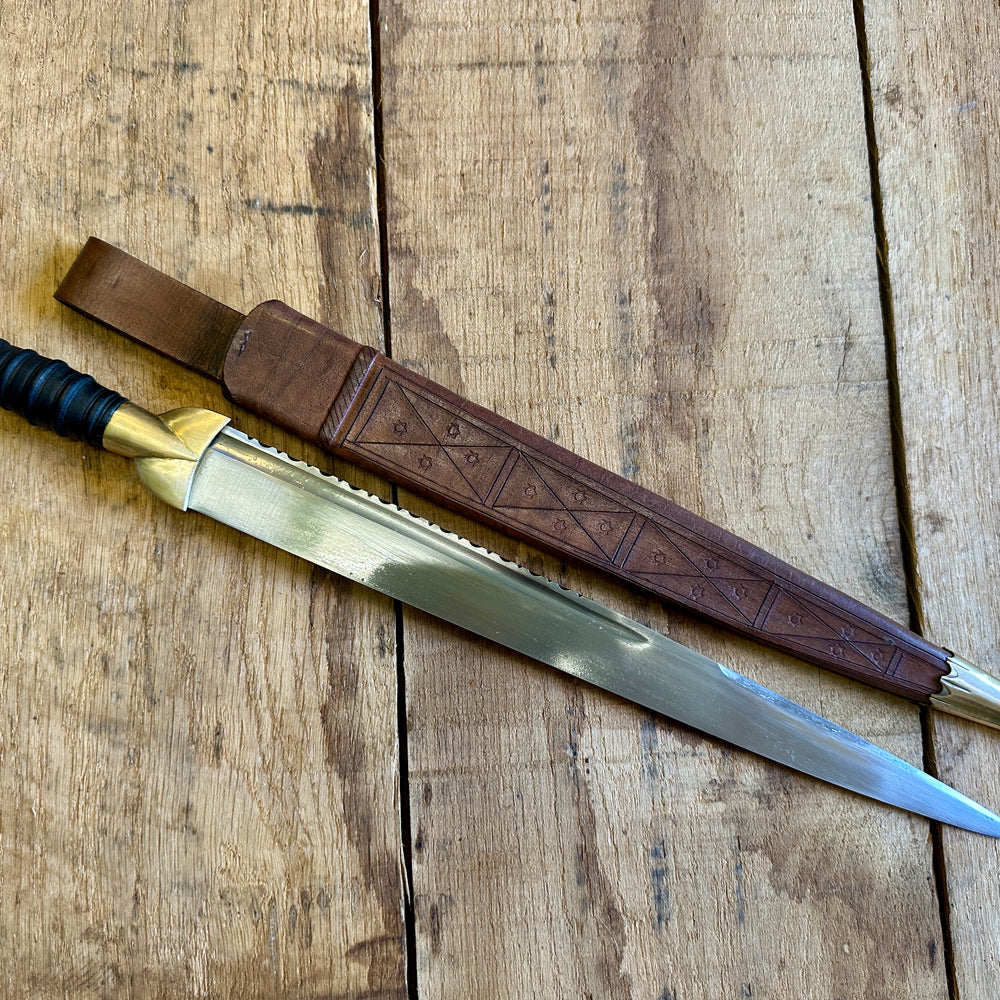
<box><xmin>54</xmin><ymin>237</ymin><xmax>1000</xmax><ymax>730</ymax></box>
<box><xmin>2</xmin><ymin>337</ymin><xmax>998</xmax><ymax>837</ymax></box>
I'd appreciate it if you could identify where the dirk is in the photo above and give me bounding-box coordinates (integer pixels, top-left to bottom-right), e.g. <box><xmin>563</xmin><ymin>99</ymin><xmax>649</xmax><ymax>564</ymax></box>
<box><xmin>2</xmin><ymin>338</ymin><xmax>998</xmax><ymax>837</ymax></box>
<box><xmin>55</xmin><ymin>238</ymin><xmax>1000</xmax><ymax>730</ymax></box>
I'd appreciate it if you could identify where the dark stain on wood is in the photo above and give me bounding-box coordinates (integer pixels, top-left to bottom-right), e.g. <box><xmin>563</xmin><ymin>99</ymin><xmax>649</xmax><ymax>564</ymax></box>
<box><xmin>386</xmin><ymin>246</ymin><xmax>466</xmax><ymax>395</ymax></box>
<box><xmin>315</xmin><ymin>576</ymin><xmax>406</xmax><ymax>992</ymax></box>
<box><xmin>429</xmin><ymin>901</ymin><xmax>443</xmax><ymax>955</ymax></box>
<box><xmin>549</xmin><ymin>688</ymin><xmax>636</xmax><ymax>997</ymax></box>
<box><xmin>308</xmin><ymin>81</ymin><xmax>384</xmax><ymax>340</ymax></box>
<box><xmin>635</xmin><ymin>0</ymin><xmax>723</xmax><ymax>465</ymax></box>
<box><xmin>649</xmin><ymin>837</ymin><xmax>671</xmax><ymax>928</ymax></box>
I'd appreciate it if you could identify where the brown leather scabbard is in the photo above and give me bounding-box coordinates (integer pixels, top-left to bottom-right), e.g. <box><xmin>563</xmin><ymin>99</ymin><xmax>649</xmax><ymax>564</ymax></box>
<box><xmin>55</xmin><ymin>236</ymin><xmax>952</xmax><ymax>704</ymax></box>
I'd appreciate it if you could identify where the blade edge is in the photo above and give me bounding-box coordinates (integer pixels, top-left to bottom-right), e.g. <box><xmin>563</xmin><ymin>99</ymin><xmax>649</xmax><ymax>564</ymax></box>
<box><xmin>185</xmin><ymin>429</ymin><xmax>1000</xmax><ymax>836</ymax></box>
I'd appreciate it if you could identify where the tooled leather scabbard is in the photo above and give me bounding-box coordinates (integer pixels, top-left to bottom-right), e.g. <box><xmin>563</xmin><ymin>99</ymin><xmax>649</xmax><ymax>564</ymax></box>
<box><xmin>56</xmin><ymin>237</ymin><xmax>953</xmax><ymax>705</ymax></box>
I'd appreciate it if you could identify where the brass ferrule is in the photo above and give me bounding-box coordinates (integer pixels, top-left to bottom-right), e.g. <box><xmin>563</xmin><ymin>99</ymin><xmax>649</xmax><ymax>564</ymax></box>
<box><xmin>929</xmin><ymin>654</ymin><xmax>1000</xmax><ymax>731</ymax></box>
<box><xmin>102</xmin><ymin>403</ymin><xmax>230</xmax><ymax>510</ymax></box>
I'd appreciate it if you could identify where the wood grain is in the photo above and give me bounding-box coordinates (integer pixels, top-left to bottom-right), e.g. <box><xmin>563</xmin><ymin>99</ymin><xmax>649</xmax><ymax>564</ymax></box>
<box><xmin>1</xmin><ymin>0</ymin><xmax>996</xmax><ymax>996</ymax></box>
<box><xmin>381</xmin><ymin>1</ymin><xmax>946</xmax><ymax>997</ymax></box>
<box><xmin>0</xmin><ymin>1</ymin><xmax>404</xmax><ymax>996</ymax></box>
<box><xmin>866</xmin><ymin>2</ymin><xmax>1000</xmax><ymax>997</ymax></box>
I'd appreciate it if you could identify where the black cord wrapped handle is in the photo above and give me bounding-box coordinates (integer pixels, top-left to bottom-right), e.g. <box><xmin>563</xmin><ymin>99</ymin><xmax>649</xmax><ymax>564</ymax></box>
<box><xmin>0</xmin><ymin>339</ymin><xmax>125</xmax><ymax>447</ymax></box>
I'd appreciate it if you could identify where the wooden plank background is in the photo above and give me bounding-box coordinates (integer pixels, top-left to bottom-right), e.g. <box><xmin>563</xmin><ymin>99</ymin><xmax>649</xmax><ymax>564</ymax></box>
<box><xmin>867</xmin><ymin>2</ymin><xmax>1000</xmax><ymax>994</ymax></box>
<box><xmin>0</xmin><ymin>0</ymin><xmax>997</xmax><ymax>997</ymax></box>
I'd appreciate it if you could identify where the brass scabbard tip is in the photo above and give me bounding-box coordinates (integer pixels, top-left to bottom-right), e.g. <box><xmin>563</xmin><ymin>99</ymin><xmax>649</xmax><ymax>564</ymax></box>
<box><xmin>930</xmin><ymin>655</ymin><xmax>1000</xmax><ymax>731</ymax></box>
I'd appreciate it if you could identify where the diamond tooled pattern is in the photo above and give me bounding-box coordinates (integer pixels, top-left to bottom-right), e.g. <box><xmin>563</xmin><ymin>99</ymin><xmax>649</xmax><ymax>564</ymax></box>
<box><xmin>342</xmin><ymin>368</ymin><xmax>901</xmax><ymax>678</ymax></box>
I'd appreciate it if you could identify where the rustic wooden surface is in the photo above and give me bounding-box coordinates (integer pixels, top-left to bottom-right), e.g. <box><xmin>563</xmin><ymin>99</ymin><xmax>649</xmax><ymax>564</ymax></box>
<box><xmin>867</xmin><ymin>2</ymin><xmax>1000</xmax><ymax>996</ymax></box>
<box><xmin>0</xmin><ymin>1</ymin><xmax>997</xmax><ymax>997</ymax></box>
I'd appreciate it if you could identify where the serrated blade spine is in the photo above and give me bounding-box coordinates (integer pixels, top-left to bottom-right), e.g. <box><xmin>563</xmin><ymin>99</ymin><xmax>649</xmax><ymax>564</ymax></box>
<box><xmin>177</xmin><ymin>427</ymin><xmax>1000</xmax><ymax>837</ymax></box>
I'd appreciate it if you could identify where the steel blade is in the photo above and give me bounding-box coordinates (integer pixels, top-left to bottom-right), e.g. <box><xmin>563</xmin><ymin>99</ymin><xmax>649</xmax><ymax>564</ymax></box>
<box><xmin>185</xmin><ymin>427</ymin><xmax>1000</xmax><ymax>836</ymax></box>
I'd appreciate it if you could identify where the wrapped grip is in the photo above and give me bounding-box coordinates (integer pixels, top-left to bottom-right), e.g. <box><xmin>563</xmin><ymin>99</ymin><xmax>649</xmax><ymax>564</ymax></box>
<box><xmin>0</xmin><ymin>339</ymin><xmax>124</xmax><ymax>446</ymax></box>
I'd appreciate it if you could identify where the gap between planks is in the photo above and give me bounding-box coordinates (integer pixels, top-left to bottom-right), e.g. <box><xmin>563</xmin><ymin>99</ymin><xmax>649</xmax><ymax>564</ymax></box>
<box><xmin>851</xmin><ymin>2</ymin><xmax>957</xmax><ymax>995</ymax></box>
<box><xmin>367</xmin><ymin>1</ymin><xmax>421</xmax><ymax>997</ymax></box>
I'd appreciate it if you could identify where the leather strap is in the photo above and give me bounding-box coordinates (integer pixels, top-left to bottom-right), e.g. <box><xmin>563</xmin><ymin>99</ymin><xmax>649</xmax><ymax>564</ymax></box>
<box><xmin>56</xmin><ymin>237</ymin><xmax>951</xmax><ymax>703</ymax></box>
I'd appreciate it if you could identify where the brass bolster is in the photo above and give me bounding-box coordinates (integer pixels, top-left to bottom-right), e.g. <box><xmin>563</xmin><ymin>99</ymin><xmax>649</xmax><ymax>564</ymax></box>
<box><xmin>103</xmin><ymin>403</ymin><xmax>230</xmax><ymax>510</ymax></box>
